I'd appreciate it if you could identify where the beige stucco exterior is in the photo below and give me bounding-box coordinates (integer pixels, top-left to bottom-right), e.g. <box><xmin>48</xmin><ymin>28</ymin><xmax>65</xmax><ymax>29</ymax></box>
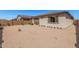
<box><xmin>2</xmin><ymin>25</ymin><xmax>76</xmax><ymax>48</ymax></box>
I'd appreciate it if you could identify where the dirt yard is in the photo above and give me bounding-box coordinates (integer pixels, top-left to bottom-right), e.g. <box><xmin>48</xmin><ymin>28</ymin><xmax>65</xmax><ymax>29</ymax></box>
<box><xmin>2</xmin><ymin>25</ymin><xmax>76</xmax><ymax>48</ymax></box>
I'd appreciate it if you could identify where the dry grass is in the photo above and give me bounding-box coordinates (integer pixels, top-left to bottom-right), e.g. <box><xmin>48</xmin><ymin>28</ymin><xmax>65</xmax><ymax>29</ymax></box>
<box><xmin>0</xmin><ymin>20</ymin><xmax>33</xmax><ymax>26</ymax></box>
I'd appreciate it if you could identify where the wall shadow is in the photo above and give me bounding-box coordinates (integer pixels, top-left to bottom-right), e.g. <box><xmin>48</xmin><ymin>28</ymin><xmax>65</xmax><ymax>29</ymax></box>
<box><xmin>0</xmin><ymin>27</ymin><xmax>3</xmax><ymax>48</ymax></box>
<box><xmin>75</xmin><ymin>25</ymin><xmax>79</xmax><ymax>48</ymax></box>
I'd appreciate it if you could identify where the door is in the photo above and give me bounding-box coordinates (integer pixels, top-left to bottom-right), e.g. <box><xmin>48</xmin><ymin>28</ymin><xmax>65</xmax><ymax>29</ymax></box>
<box><xmin>34</xmin><ymin>18</ymin><xmax>39</xmax><ymax>25</ymax></box>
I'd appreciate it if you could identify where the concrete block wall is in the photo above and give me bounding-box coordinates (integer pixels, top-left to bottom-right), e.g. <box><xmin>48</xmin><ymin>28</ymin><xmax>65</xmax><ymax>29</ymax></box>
<box><xmin>39</xmin><ymin>17</ymin><xmax>73</xmax><ymax>28</ymax></box>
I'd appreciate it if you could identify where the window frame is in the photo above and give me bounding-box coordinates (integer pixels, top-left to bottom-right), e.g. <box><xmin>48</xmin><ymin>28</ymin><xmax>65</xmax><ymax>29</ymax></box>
<box><xmin>48</xmin><ymin>16</ymin><xmax>58</xmax><ymax>24</ymax></box>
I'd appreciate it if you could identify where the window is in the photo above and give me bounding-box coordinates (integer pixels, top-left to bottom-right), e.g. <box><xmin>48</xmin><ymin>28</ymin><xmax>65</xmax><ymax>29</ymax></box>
<box><xmin>48</xmin><ymin>17</ymin><xmax>58</xmax><ymax>24</ymax></box>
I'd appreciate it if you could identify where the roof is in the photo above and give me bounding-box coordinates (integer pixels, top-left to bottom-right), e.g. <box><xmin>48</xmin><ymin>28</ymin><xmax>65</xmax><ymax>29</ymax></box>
<box><xmin>17</xmin><ymin>15</ymin><xmax>33</xmax><ymax>19</ymax></box>
<box><xmin>35</xmin><ymin>11</ymin><xmax>74</xmax><ymax>19</ymax></box>
<box><xmin>17</xmin><ymin>11</ymin><xmax>74</xmax><ymax>20</ymax></box>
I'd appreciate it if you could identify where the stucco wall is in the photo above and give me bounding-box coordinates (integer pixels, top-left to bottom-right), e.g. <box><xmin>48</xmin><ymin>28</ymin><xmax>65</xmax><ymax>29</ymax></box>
<box><xmin>39</xmin><ymin>17</ymin><xmax>73</xmax><ymax>28</ymax></box>
<box><xmin>2</xmin><ymin>25</ymin><xmax>76</xmax><ymax>48</ymax></box>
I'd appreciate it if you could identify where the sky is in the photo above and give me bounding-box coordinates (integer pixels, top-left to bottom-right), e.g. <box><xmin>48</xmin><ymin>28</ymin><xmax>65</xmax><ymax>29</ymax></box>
<box><xmin>0</xmin><ymin>10</ymin><xmax>78</xmax><ymax>20</ymax></box>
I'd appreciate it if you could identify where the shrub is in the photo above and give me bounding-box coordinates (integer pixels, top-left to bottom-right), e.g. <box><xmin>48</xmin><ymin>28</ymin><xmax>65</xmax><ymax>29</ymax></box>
<box><xmin>18</xmin><ymin>29</ymin><xmax>22</xmax><ymax>32</ymax></box>
<box><xmin>7</xmin><ymin>23</ymin><xmax>11</xmax><ymax>26</ymax></box>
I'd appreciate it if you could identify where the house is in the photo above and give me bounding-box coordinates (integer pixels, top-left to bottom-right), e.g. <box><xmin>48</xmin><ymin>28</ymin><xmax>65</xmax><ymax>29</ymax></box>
<box><xmin>32</xmin><ymin>11</ymin><xmax>74</xmax><ymax>28</ymax></box>
<box><xmin>17</xmin><ymin>15</ymin><xmax>32</xmax><ymax>21</ymax></box>
<box><xmin>16</xmin><ymin>11</ymin><xmax>74</xmax><ymax>28</ymax></box>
